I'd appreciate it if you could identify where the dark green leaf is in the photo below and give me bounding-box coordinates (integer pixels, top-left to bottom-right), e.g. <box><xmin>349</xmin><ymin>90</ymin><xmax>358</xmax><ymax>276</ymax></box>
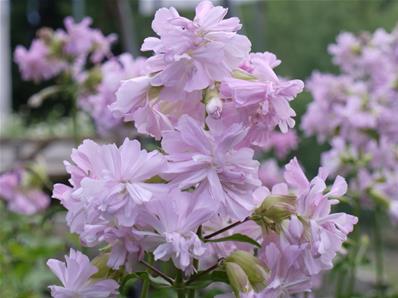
<box><xmin>205</xmin><ymin>233</ymin><xmax>261</xmax><ymax>248</ymax></box>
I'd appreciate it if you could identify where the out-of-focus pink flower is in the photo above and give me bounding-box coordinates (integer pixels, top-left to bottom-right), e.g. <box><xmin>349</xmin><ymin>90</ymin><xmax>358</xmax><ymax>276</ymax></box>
<box><xmin>263</xmin><ymin>131</ymin><xmax>298</xmax><ymax>158</ymax></box>
<box><xmin>258</xmin><ymin>159</ymin><xmax>284</xmax><ymax>189</ymax></box>
<box><xmin>79</xmin><ymin>54</ymin><xmax>147</xmax><ymax>133</ymax></box>
<box><xmin>14</xmin><ymin>40</ymin><xmax>64</xmax><ymax>82</ymax></box>
<box><xmin>0</xmin><ymin>169</ymin><xmax>50</xmax><ymax>215</ymax></box>
<box><xmin>47</xmin><ymin>249</ymin><xmax>119</xmax><ymax>298</ymax></box>
<box><xmin>63</xmin><ymin>17</ymin><xmax>116</xmax><ymax>62</ymax></box>
<box><xmin>161</xmin><ymin>115</ymin><xmax>261</xmax><ymax>220</ymax></box>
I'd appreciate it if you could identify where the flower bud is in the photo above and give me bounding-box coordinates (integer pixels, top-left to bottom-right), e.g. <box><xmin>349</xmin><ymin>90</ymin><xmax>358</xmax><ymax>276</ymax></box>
<box><xmin>206</xmin><ymin>96</ymin><xmax>223</xmax><ymax>119</ymax></box>
<box><xmin>204</xmin><ymin>87</ymin><xmax>223</xmax><ymax>119</ymax></box>
<box><xmin>83</xmin><ymin>67</ymin><xmax>102</xmax><ymax>92</ymax></box>
<box><xmin>225</xmin><ymin>250</ymin><xmax>269</xmax><ymax>295</ymax></box>
<box><xmin>225</xmin><ymin>262</ymin><xmax>251</xmax><ymax>296</ymax></box>
<box><xmin>252</xmin><ymin>195</ymin><xmax>296</xmax><ymax>232</ymax></box>
<box><xmin>91</xmin><ymin>253</ymin><xmax>111</xmax><ymax>279</ymax></box>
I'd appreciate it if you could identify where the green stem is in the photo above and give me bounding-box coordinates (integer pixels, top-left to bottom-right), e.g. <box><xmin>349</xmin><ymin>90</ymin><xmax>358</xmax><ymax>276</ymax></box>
<box><xmin>373</xmin><ymin>209</ymin><xmax>384</xmax><ymax>295</ymax></box>
<box><xmin>72</xmin><ymin>98</ymin><xmax>79</xmax><ymax>146</ymax></box>
<box><xmin>175</xmin><ymin>270</ymin><xmax>186</xmax><ymax>298</ymax></box>
<box><xmin>346</xmin><ymin>196</ymin><xmax>361</xmax><ymax>296</ymax></box>
<box><xmin>140</xmin><ymin>278</ymin><xmax>150</xmax><ymax>298</ymax></box>
<box><xmin>140</xmin><ymin>254</ymin><xmax>153</xmax><ymax>298</ymax></box>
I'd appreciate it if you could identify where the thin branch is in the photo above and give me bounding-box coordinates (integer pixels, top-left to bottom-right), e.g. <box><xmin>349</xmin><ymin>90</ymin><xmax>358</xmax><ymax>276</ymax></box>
<box><xmin>186</xmin><ymin>258</ymin><xmax>224</xmax><ymax>285</ymax></box>
<box><xmin>140</xmin><ymin>260</ymin><xmax>174</xmax><ymax>285</ymax></box>
<box><xmin>203</xmin><ymin>217</ymin><xmax>250</xmax><ymax>240</ymax></box>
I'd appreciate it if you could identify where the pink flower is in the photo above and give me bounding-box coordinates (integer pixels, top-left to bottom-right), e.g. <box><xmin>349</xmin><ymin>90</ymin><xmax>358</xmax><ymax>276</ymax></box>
<box><xmin>259</xmin><ymin>234</ymin><xmax>313</xmax><ymax>298</ymax></box>
<box><xmin>53</xmin><ymin>138</ymin><xmax>168</xmax><ymax>271</ymax></box>
<box><xmin>58</xmin><ymin>138</ymin><xmax>167</xmax><ymax>227</ymax></box>
<box><xmin>161</xmin><ymin>115</ymin><xmax>261</xmax><ymax>220</ymax></box>
<box><xmin>47</xmin><ymin>249</ymin><xmax>119</xmax><ymax>298</ymax></box>
<box><xmin>263</xmin><ymin>131</ymin><xmax>298</xmax><ymax>158</ymax></box>
<box><xmin>0</xmin><ymin>169</ymin><xmax>50</xmax><ymax>215</ymax></box>
<box><xmin>110</xmin><ymin>76</ymin><xmax>205</xmax><ymax>139</ymax></box>
<box><xmin>258</xmin><ymin>159</ymin><xmax>284</xmax><ymax>189</ymax></box>
<box><xmin>79</xmin><ymin>54</ymin><xmax>147</xmax><ymax>133</ymax></box>
<box><xmin>142</xmin><ymin>0</ymin><xmax>251</xmax><ymax>95</ymax></box>
<box><xmin>221</xmin><ymin>52</ymin><xmax>304</xmax><ymax>138</ymax></box>
<box><xmin>14</xmin><ymin>40</ymin><xmax>64</xmax><ymax>82</ymax></box>
<box><xmin>139</xmin><ymin>189</ymin><xmax>216</xmax><ymax>272</ymax></box>
<box><xmin>63</xmin><ymin>17</ymin><xmax>115</xmax><ymax>62</ymax></box>
<box><xmin>282</xmin><ymin>158</ymin><xmax>358</xmax><ymax>274</ymax></box>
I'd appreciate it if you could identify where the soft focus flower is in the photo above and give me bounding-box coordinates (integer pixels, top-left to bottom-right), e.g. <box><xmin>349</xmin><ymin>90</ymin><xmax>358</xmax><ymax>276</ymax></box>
<box><xmin>0</xmin><ymin>168</ymin><xmax>50</xmax><ymax>215</ymax></box>
<box><xmin>14</xmin><ymin>40</ymin><xmax>64</xmax><ymax>82</ymax></box>
<box><xmin>79</xmin><ymin>54</ymin><xmax>147</xmax><ymax>132</ymax></box>
<box><xmin>63</xmin><ymin>17</ymin><xmax>116</xmax><ymax>62</ymax></box>
<box><xmin>47</xmin><ymin>249</ymin><xmax>119</xmax><ymax>298</ymax></box>
<box><xmin>303</xmin><ymin>27</ymin><xmax>398</xmax><ymax>220</ymax></box>
<box><xmin>258</xmin><ymin>160</ymin><xmax>284</xmax><ymax>189</ymax></box>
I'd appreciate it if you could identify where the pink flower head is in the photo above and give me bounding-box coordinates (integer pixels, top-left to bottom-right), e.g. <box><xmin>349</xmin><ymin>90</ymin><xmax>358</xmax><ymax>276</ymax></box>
<box><xmin>220</xmin><ymin>52</ymin><xmax>304</xmax><ymax>147</ymax></box>
<box><xmin>142</xmin><ymin>0</ymin><xmax>251</xmax><ymax>95</ymax></box>
<box><xmin>259</xmin><ymin>234</ymin><xmax>312</xmax><ymax>298</ymax></box>
<box><xmin>47</xmin><ymin>249</ymin><xmax>119</xmax><ymax>298</ymax></box>
<box><xmin>79</xmin><ymin>54</ymin><xmax>147</xmax><ymax>133</ymax></box>
<box><xmin>55</xmin><ymin>138</ymin><xmax>167</xmax><ymax>228</ymax></box>
<box><xmin>0</xmin><ymin>169</ymin><xmax>50</xmax><ymax>215</ymax></box>
<box><xmin>110</xmin><ymin>75</ymin><xmax>205</xmax><ymax>139</ymax></box>
<box><xmin>161</xmin><ymin>115</ymin><xmax>261</xmax><ymax>220</ymax></box>
<box><xmin>258</xmin><ymin>159</ymin><xmax>284</xmax><ymax>189</ymax></box>
<box><xmin>14</xmin><ymin>39</ymin><xmax>64</xmax><ymax>82</ymax></box>
<box><xmin>139</xmin><ymin>189</ymin><xmax>216</xmax><ymax>272</ymax></box>
<box><xmin>63</xmin><ymin>17</ymin><xmax>115</xmax><ymax>62</ymax></box>
<box><xmin>282</xmin><ymin>158</ymin><xmax>358</xmax><ymax>274</ymax></box>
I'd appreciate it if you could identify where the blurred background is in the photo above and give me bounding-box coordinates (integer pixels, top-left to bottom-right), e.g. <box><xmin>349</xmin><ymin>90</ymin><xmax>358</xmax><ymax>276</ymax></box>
<box><xmin>3</xmin><ymin>0</ymin><xmax>398</xmax><ymax>173</ymax></box>
<box><xmin>1</xmin><ymin>0</ymin><xmax>398</xmax><ymax>297</ymax></box>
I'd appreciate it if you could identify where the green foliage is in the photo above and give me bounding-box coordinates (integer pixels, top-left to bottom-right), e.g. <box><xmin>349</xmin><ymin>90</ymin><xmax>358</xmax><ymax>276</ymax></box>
<box><xmin>0</xmin><ymin>203</ymin><xmax>66</xmax><ymax>297</ymax></box>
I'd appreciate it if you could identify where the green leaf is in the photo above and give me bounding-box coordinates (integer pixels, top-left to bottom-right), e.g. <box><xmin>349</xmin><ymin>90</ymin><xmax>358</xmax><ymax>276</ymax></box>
<box><xmin>186</xmin><ymin>271</ymin><xmax>229</xmax><ymax>289</ymax></box>
<box><xmin>205</xmin><ymin>233</ymin><xmax>261</xmax><ymax>248</ymax></box>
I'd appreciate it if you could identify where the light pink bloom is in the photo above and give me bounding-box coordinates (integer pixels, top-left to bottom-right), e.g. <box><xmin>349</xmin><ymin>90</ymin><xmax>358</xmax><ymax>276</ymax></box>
<box><xmin>258</xmin><ymin>159</ymin><xmax>284</xmax><ymax>189</ymax></box>
<box><xmin>161</xmin><ymin>115</ymin><xmax>261</xmax><ymax>220</ymax></box>
<box><xmin>142</xmin><ymin>0</ymin><xmax>251</xmax><ymax>94</ymax></box>
<box><xmin>59</xmin><ymin>138</ymin><xmax>167</xmax><ymax>227</ymax></box>
<box><xmin>14</xmin><ymin>40</ymin><xmax>64</xmax><ymax>82</ymax></box>
<box><xmin>47</xmin><ymin>249</ymin><xmax>119</xmax><ymax>298</ymax></box>
<box><xmin>0</xmin><ymin>169</ymin><xmax>50</xmax><ymax>215</ymax></box>
<box><xmin>63</xmin><ymin>17</ymin><xmax>115</xmax><ymax>62</ymax></box>
<box><xmin>79</xmin><ymin>54</ymin><xmax>147</xmax><ymax>133</ymax></box>
<box><xmin>110</xmin><ymin>76</ymin><xmax>205</xmax><ymax>139</ymax></box>
<box><xmin>139</xmin><ymin>189</ymin><xmax>216</xmax><ymax>272</ymax></box>
<box><xmin>283</xmin><ymin>158</ymin><xmax>358</xmax><ymax>274</ymax></box>
<box><xmin>222</xmin><ymin>52</ymin><xmax>304</xmax><ymax>137</ymax></box>
<box><xmin>259</xmin><ymin>234</ymin><xmax>313</xmax><ymax>298</ymax></box>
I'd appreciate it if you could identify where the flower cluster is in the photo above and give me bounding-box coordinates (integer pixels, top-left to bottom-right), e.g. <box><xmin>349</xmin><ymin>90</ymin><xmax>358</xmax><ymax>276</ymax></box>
<box><xmin>44</xmin><ymin>1</ymin><xmax>357</xmax><ymax>297</ymax></box>
<box><xmin>0</xmin><ymin>167</ymin><xmax>50</xmax><ymax>215</ymax></box>
<box><xmin>302</xmin><ymin>26</ymin><xmax>398</xmax><ymax>221</ymax></box>
<box><xmin>15</xmin><ymin>17</ymin><xmax>116</xmax><ymax>82</ymax></box>
<box><xmin>14</xmin><ymin>17</ymin><xmax>147</xmax><ymax>133</ymax></box>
